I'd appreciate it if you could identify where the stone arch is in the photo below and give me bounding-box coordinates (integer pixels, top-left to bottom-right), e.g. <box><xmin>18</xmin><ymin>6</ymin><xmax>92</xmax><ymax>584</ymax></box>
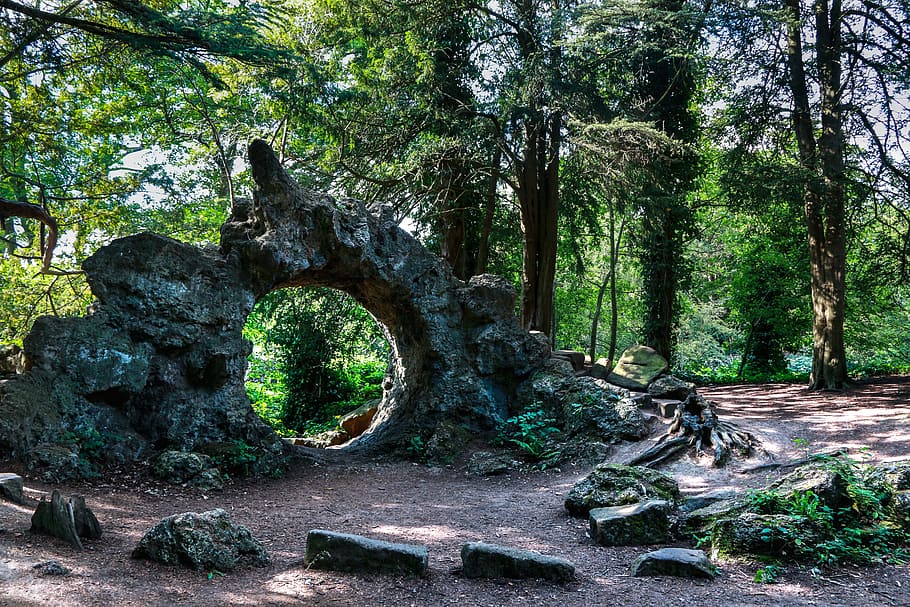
<box><xmin>221</xmin><ymin>141</ymin><xmax>550</xmax><ymax>449</ymax></box>
<box><xmin>1</xmin><ymin>141</ymin><xmax>550</xmax><ymax>473</ymax></box>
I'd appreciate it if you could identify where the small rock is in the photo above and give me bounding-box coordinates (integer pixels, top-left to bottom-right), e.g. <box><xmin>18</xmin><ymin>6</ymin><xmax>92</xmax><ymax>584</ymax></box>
<box><xmin>466</xmin><ymin>451</ymin><xmax>516</xmax><ymax>476</ymax></box>
<box><xmin>460</xmin><ymin>542</ymin><xmax>575</xmax><ymax>582</ymax></box>
<box><xmin>304</xmin><ymin>529</ymin><xmax>428</xmax><ymax>576</ymax></box>
<box><xmin>339</xmin><ymin>400</ymin><xmax>379</xmax><ymax>438</ymax></box>
<box><xmin>631</xmin><ymin>548</ymin><xmax>716</xmax><ymax>579</ymax></box>
<box><xmin>648</xmin><ymin>375</ymin><xmax>696</xmax><ymax>401</ymax></box>
<box><xmin>552</xmin><ymin>350</ymin><xmax>585</xmax><ymax>371</ymax></box>
<box><xmin>0</xmin><ymin>473</ymin><xmax>25</xmax><ymax>504</ymax></box>
<box><xmin>589</xmin><ymin>500</ymin><xmax>672</xmax><ymax>546</ymax></box>
<box><xmin>680</xmin><ymin>489</ymin><xmax>740</xmax><ymax>512</ymax></box>
<box><xmin>33</xmin><ymin>560</ymin><xmax>71</xmax><ymax>576</ymax></box>
<box><xmin>132</xmin><ymin>509</ymin><xmax>269</xmax><ymax>571</ymax></box>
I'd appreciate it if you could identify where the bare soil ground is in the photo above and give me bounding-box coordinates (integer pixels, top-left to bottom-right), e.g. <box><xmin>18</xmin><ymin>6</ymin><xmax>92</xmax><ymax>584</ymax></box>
<box><xmin>2</xmin><ymin>377</ymin><xmax>910</xmax><ymax>607</ymax></box>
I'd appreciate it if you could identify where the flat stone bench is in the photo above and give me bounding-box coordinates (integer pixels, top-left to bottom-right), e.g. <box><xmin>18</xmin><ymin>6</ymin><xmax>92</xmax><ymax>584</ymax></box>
<box><xmin>460</xmin><ymin>542</ymin><xmax>575</xmax><ymax>582</ymax></box>
<box><xmin>589</xmin><ymin>499</ymin><xmax>671</xmax><ymax>546</ymax></box>
<box><xmin>304</xmin><ymin>529</ymin><xmax>428</xmax><ymax>576</ymax></box>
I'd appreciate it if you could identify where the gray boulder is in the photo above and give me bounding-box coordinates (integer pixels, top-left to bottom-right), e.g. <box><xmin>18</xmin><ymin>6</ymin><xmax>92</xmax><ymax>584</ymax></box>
<box><xmin>710</xmin><ymin>512</ymin><xmax>821</xmax><ymax>558</ymax></box>
<box><xmin>631</xmin><ymin>548</ymin><xmax>716</xmax><ymax>579</ymax></box>
<box><xmin>460</xmin><ymin>542</ymin><xmax>575</xmax><ymax>582</ymax></box>
<box><xmin>606</xmin><ymin>345</ymin><xmax>668</xmax><ymax>391</ymax></box>
<box><xmin>647</xmin><ymin>376</ymin><xmax>695</xmax><ymax>401</ymax></box>
<box><xmin>679</xmin><ymin>489</ymin><xmax>740</xmax><ymax>513</ymax></box>
<box><xmin>0</xmin><ymin>473</ymin><xmax>24</xmax><ymax>504</ymax></box>
<box><xmin>565</xmin><ymin>464</ymin><xmax>679</xmax><ymax>517</ymax></box>
<box><xmin>589</xmin><ymin>500</ymin><xmax>672</xmax><ymax>546</ymax></box>
<box><xmin>132</xmin><ymin>509</ymin><xmax>269</xmax><ymax>571</ymax></box>
<box><xmin>304</xmin><ymin>529</ymin><xmax>428</xmax><ymax>576</ymax></box>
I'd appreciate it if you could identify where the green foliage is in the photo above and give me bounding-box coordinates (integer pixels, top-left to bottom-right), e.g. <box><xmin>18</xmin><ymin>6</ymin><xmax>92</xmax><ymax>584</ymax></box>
<box><xmin>494</xmin><ymin>409</ymin><xmax>561</xmax><ymax>464</ymax></box>
<box><xmin>736</xmin><ymin>456</ymin><xmax>910</xmax><ymax>566</ymax></box>
<box><xmin>244</xmin><ymin>288</ymin><xmax>388</xmax><ymax>437</ymax></box>
<box><xmin>753</xmin><ymin>564</ymin><xmax>783</xmax><ymax>584</ymax></box>
<box><xmin>405</xmin><ymin>435</ymin><xmax>427</xmax><ymax>462</ymax></box>
<box><xmin>202</xmin><ymin>440</ymin><xmax>259</xmax><ymax>478</ymax></box>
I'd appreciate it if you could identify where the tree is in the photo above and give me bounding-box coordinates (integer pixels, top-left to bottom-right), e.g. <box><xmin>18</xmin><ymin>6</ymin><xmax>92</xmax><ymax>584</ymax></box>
<box><xmin>708</xmin><ymin>0</ymin><xmax>910</xmax><ymax>388</ymax></box>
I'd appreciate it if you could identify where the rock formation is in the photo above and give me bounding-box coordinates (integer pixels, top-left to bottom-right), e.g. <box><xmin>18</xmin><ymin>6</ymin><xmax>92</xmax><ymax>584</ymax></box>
<box><xmin>0</xmin><ymin>140</ymin><xmax>644</xmax><ymax>478</ymax></box>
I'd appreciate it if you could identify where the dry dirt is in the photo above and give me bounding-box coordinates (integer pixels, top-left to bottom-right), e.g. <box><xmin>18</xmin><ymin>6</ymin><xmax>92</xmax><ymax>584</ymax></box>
<box><xmin>2</xmin><ymin>377</ymin><xmax>910</xmax><ymax>607</ymax></box>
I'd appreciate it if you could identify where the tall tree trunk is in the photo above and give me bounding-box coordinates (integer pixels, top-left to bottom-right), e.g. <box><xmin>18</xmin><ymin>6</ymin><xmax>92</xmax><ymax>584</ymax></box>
<box><xmin>476</xmin><ymin>147</ymin><xmax>501</xmax><ymax>275</ymax></box>
<box><xmin>785</xmin><ymin>0</ymin><xmax>848</xmax><ymax>389</ymax></box>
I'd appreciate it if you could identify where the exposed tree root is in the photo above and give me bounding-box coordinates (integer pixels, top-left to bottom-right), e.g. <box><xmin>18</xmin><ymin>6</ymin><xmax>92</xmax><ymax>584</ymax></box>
<box><xmin>627</xmin><ymin>394</ymin><xmax>770</xmax><ymax>468</ymax></box>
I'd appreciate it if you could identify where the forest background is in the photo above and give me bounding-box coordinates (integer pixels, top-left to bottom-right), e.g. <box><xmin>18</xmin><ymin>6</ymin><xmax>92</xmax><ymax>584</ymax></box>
<box><xmin>1</xmin><ymin>0</ymin><xmax>908</xmax><ymax>439</ymax></box>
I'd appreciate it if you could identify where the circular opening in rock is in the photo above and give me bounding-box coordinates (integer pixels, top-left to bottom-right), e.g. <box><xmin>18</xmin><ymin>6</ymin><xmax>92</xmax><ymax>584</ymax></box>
<box><xmin>244</xmin><ymin>287</ymin><xmax>391</xmax><ymax>448</ymax></box>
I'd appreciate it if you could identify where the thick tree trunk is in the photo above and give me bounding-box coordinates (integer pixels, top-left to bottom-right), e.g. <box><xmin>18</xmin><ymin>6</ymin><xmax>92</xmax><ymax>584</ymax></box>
<box><xmin>785</xmin><ymin>0</ymin><xmax>848</xmax><ymax>390</ymax></box>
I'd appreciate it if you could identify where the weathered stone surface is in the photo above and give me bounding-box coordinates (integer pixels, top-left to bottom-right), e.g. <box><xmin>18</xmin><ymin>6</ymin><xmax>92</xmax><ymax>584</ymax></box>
<box><xmin>647</xmin><ymin>376</ymin><xmax>695</xmax><ymax>401</ymax></box>
<box><xmin>339</xmin><ymin>400</ymin><xmax>379</xmax><ymax>438</ymax></box>
<box><xmin>679</xmin><ymin>489</ymin><xmax>740</xmax><ymax>513</ymax></box>
<box><xmin>304</xmin><ymin>529</ymin><xmax>428</xmax><ymax>576</ymax></box>
<box><xmin>655</xmin><ymin>400</ymin><xmax>679</xmax><ymax>418</ymax></box>
<box><xmin>630</xmin><ymin>548</ymin><xmax>716</xmax><ymax>579</ymax></box>
<box><xmin>552</xmin><ymin>350</ymin><xmax>585</xmax><ymax>372</ymax></box>
<box><xmin>152</xmin><ymin>451</ymin><xmax>224</xmax><ymax>490</ymax></box>
<box><xmin>710</xmin><ymin>512</ymin><xmax>821</xmax><ymax>558</ymax></box>
<box><xmin>30</xmin><ymin>490</ymin><xmax>101</xmax><ymax>549</ymax></box>
<box><xmin>767</xmin><ymin>465</ymin><xmax>851</xmax><ymax>511</ymax></box>
<box><xmin>677</xmin><ymin>496</ymin><xmax>747</xmax><ymax>536</ymax></box>
<box><xmin>466</xmin><ymin>451</ymin><xmax>517</xmax><ymax>476</ymax></box>
<box><xmin>460</xmin><ymin>542</ymin><xmax>575</xmax><ymax>582</ymax></box>
<box><xmin>517</xmin><ymin>360</ymin><xmax>646</xmax><ymax>444</ymax></box>
<box><xmin>630</xmin><ymin>393</ymin><xmax>653</xmax><ymax>408</ymax></box>
<box><xmin>606</xmin><ymin>346</ymin><xmax>668</xmax><ymax>391</ymax></box>
<box><xmin>565</xmin><ymin>464</ymin><xmax>679</xmax><ymax>517</ymax></box>
<box><xmin>132</xmin><ymin>509</ymin><xmax>269</xmax><ymax>571</ymax></box>
<box><xmin>589</xmin><ymin>500</ymin><xmax>672</xmax><ymax>546</ymax></box>
<box><xmin>879</xmin><ymin>460</ymin><xmax>910</xmax><ymax>490</ymax></box>
<box><xmin>0</xmin><ymin>473</ymin><xmax>24</xmax><ymax>504</ymax></box>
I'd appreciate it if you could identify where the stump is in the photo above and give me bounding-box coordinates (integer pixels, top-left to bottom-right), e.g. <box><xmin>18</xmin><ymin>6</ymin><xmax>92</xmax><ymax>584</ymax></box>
<box><xmin>626</xmin><ymin>393</ymin><xmax>768</xmax><ymax>468</ymax></box>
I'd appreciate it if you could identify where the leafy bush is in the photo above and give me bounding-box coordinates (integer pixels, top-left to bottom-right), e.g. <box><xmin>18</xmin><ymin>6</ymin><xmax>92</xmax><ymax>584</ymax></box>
<box><xmin>735</xmin><ymin>455</ymin><xmax>909</xmax><ymax>566</ymax></box>
<box><xmin>494</xmin><ymin>409</ymin><xmax>561</xmax><ymax>464</ymax></box>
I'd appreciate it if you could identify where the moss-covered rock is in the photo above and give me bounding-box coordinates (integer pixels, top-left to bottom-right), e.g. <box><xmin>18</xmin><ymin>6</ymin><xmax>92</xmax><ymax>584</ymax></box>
<box><xmin>565</xmin><ymin>463</ymin><xmax>679</xmax><ymax>517</ymax></box>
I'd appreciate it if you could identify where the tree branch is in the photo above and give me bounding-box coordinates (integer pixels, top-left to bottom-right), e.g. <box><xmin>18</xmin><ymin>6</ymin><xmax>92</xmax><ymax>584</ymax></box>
<box><xmin>0</xmin><ymin>197</ymin><xmax>58</xmax><ymax>273</ymax></box>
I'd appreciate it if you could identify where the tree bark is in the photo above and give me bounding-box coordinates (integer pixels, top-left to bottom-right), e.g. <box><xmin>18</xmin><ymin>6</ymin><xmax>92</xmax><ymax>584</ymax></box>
<box><xmin>0</xmin><ymin>197</ymin><xmax>58</xmax><ymax>272</ymax></box>
<box><xmin>784</xmin><ymin>0</ymin><xmax>848</xmax><ymax>389</ymax></box>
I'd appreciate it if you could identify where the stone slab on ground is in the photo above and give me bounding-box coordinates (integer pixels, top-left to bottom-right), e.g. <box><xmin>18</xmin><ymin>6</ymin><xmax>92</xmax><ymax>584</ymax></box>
<box><xmin>631</xmin><ymin>548</ymin><xmax>717</xmax><ymax>579</ymax></box>
<box><xmin>0</xmin><ymin>473</ymin><xmax>24</xmax><ymax>504</ymax></box>
<box><xmin>589</xmin><ymin>499</ymin><xmax>672</xmax><ymax>546</ymax></box>
<box><xmin>460</xmin><ymin>542</ymin><xmax>575</xmax><ymax>582</ymax></box>
<box><xmin>680</xmin><ymin>489</ymin><xmax>740</xmax><ymax>512</ymax></box>
<box><xmin>304</xmin><ymin>529</ymin><xmax>429</xmax><ymax>576</ymax></box>
<box><xmin>30</xmin><ymin>490</ymin><xmax>101</xmax><ymax>550</ymax></box>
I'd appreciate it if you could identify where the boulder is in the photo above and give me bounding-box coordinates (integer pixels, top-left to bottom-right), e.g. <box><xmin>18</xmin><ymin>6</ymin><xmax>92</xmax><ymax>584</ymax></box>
<box><xmin>767</xmin><ymin>465</ymin><xmax>851</xmax><ymax>511</ymax></box>
<box><xmin>0</xmin><ymin>472</ymin><xmax>25</xmax><ymax>504</ymax></box>
<box><xmin>710</xmin><ymin>512</ymin><xmax>821</xmax><ymax>558</ymax></box>
<box><xmin>589</xmin><ymin>500</ymin><xmax>672</xmax><ymax>546</ymax></box>
<box><xmin>303</xmin><ymin>529</ymin><xmax>428</xmax><ymax>576</ymax></box>
<box><xmin>630</xmin><ymin>548</ymin><xmax>716</xmax><ymax>579</ymax></box>
<box><xmin>339</xmin><ymin>400</ymin><xmax>379</xmax><ymax>438</ymax></box>
<box><xmin>654</xmin><ymin>400</ymin><xmax>679</xmax><ymax>418</ymax></box>
<box><xmin>33</xmin><ymin>560</ymin><xmax>71</xmax><ymax>576</ymax></box>
<box><xmin>152</xmin><ymin>451</ymin><xmax>224</xmax><ymax>490</ymax></box>
<box><xmin>879</xmin><ymin>460</ymin><xmax>910</xmax><ymax>490</ymax></box>
<box><xmin>290</xmin><ymin>430</ymin><xmax>350</xmax><ymax>448</ymax></box>
<box><xmin>30</xmin><ymin>490</ymin><xmax>101</xmax><ymax>549</ymax></box>
<box><xmin>565</xmin><ymin>464</ymin><xmax>679</xmax><ymax>517</ymax></box>
<box><xmin>132</xmin><ymin>509</ymin><xmax>269</xmax><ymax>571</ymax></box>
<box><xmin>606</xmin><ymin>346</ymin><xmax>668</xmax><ymax>391</ymax></box>
<box><xmin>647</xmin><ymin>376</ymin><xmax>695</xmax><ymax>401</ymax></box>
<box><xmin>460</xmin><ymin>542</ymin><xmax>575</xmax><ymax>582</ymax></box>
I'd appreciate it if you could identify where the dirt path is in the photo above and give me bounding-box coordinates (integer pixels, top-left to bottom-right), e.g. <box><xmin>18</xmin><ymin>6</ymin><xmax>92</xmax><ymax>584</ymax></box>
<box><xmin>2</xmin><ymin>377</ymin><xmax>909</xmax><ymax>606</ymax></box>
